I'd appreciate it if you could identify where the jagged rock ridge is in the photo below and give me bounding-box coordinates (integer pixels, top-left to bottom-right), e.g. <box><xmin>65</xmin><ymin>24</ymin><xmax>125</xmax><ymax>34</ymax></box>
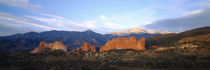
<box><xmin>31</xmin><ymin>41</ymin><xmax>67</xmax><ymax>53</ymax></box>
<box><xmin>100</xmin><ymin>36</ymin><xmax>146</xmax><ymax>52</ymax></box>
<box><xmin>76</xmin><ymin>42</ymin><xmax>96</xmax><ymax>52</ymax></box>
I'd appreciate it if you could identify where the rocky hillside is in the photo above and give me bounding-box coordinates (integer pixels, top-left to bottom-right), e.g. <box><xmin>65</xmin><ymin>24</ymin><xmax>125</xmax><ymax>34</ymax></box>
<box><xmin>1</xmin><ymin>42</ymin><xmax>209</xmax><ymax>70</ymax></box>
<box><xmin>146</xmin><ymin>26</ymin><xmax>210</xmax><ymax>47</ymax></box>
<box><xmin>178</xmin><ymin>33</ymin><xmax>210</xmax><ymax>44</ymax></box>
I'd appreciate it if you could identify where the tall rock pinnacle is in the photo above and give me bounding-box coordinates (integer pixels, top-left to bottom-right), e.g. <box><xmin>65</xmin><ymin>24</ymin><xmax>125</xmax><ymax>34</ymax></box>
<box><xmin>100</xmin><ymin>36</ymin><xmax>146</xmax><ymax>52</ymax></box>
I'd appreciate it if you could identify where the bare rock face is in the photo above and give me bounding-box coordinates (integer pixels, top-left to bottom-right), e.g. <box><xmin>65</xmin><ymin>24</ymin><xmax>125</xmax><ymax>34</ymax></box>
<box><xmin>76</xmin><ymin>42</ymin><xmax>96</xmax><ymax>52</ymax></box>
<box><xmin>31</xmin><ymin>41</ymin><xmax>67</xmax><ymax>53</ymax></box>
<box><xmin>100</xmin><ymin>36</ymin><xmax>146</xmax><ymax>52</ymax></box>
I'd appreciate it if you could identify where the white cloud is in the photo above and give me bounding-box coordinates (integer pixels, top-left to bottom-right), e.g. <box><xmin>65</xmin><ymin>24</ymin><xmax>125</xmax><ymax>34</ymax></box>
<box><xmin>0</xmin><ymin>0</ymin><xmax>42</xmax><ymax>10</ymax></box>
<box><xmin>184</xmin><ymin>9</ymin><xmax>203</xmax><ymax>16</ymax></box>
<box><xmin>103</xmin><ymin>22</ymin><xmax>126</xmax><ymax>29</ymax></box>
<box><xmin>26</xmin><ymin>16</ymin><xmax>64</xmax><ymax>26</ymax></box>
<box><xmin>0</xmin><ymin>20</ymin><xmax>24</xmax><ymax>28</ymax></box>
<box><xmin>100</xmin><ymin>15</ymin><xmax>106</xmax><ymax>20</ymax></box>
<box><xmin>27</xmin><ymin>15</ymin><xmax>80</xmax><ymax>30</ymax></box>
<box><xmin>144</xmin><ymin>6</ymin><xmax>210</xmax><ymax>32</ymax></box>
<box><xmin>139</xmin><ymin>21</ymin><xmax>154</xmax><ymax>26</ymax></box>
<box><xmin>27</xmin><ymin>14</ymin><xmax>120</xmax><ymax>33</ymax></box>
<box><xmin>189</xmin><ymin>9</ymin><xmax>203</xmax><ymax>15</ymax></box>
<box><xmin>27</xmin><ymin>13</ymin><xmax>102</xmax><ymax>31</ymax></box>
<box><xmin>0</xmin><ymin>17</ymin><xmax>50</xmax><ymax>36</ymax></box>
<box><xmin>0</xmin><ymin>12</ymin><xmax>58</xmax><ymax>30</ymax></box>
<box><xmin>1</xmin><ymin>0</ymin><xmax>209</xmax><ymax>35</ymax></box>
<box><xmin>0</xmin><ymin>0</ymin><xmax>105</xmax><ymax>34</ymax></box>
<box><xmin>83</xmin><ymin>20</ymin><xmax>98</xmax><ymax>29</ymax></box>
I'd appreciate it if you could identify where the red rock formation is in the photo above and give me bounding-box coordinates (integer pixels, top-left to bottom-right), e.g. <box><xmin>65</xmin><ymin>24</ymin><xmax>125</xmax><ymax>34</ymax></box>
<box><xmin>31</xmin><ymin>41</ymin><xmax>67</xmax><ymax>53</ymax></box>
<box><xmin>76</xmin><ymin>42</ymin><xmax>96</xmax><ymax>52</ymax></box>
<box><xmin>100</xmin><ymin>36</ymin><xmax>146</xmax><ymax>52</ymax></box>
<box><xmin>152</xmin><ymin>46</ymin><xmax>158</xmax><ymax>48</ymax></box>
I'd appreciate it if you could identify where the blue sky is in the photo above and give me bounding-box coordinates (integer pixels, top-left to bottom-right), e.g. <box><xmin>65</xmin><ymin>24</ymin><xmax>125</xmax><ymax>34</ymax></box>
<box><xmin>0</xmin><ymin>0</ymin><xmax>210</xmax><ymax>36</ymax></box>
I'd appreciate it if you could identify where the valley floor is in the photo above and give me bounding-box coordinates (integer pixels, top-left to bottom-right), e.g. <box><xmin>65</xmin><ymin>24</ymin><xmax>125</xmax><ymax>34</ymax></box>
<box><xmin>0</xmin><ymin>45</ymin><xmax>210</xmax><ymax>70</ymax></box>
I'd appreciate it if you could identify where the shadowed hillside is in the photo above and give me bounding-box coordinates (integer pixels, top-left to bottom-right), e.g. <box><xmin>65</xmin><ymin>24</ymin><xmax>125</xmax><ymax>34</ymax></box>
<box><xmin>0</xmin><ymin>30</ymin><xmax>107</xmax><ymax>51</ymax></box>
<box><xmin>146</xmin><ymin>26</ymin><xmax>210</xmax><ymax>47</ymax></box>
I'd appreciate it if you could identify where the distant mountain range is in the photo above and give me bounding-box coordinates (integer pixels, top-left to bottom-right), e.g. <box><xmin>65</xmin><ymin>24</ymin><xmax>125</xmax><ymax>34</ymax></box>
<box><xmin>108</xmin><ymin>28</ymin><xmax>171</xmax><ymax>36</ymax></box>
<box><xmin>0</xmin><ymin>30</ymin><xmax>106</xmax><ymax>51</ymax></box>
<box><xmin>105</xmin><ymin>28</ymin><xmax>171</xmax><ymax>40</ymax></box>
<box><xmin>0</xmin><ymin>28</ymin><xmax>166</xmax><ymax>51</ymax></box>
<box><xmin>0</xmin><ymin>26</ymin><xmax>210</xmax><ymax>51</ymax></box>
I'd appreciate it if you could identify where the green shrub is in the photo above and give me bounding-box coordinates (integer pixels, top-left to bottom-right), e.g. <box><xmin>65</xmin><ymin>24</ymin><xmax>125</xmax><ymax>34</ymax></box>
<box><xmin>49</xmin><ymin>66</ymin><xmax>61</xmax><ymax>70</ymax></box>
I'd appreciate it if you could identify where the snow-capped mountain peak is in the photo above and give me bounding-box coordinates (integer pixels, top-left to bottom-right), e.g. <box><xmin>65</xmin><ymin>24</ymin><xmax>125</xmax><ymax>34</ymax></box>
<box><xmin>108</xmin><ymin>28</ymin><xmax>171</xmax><ymax>36</ymax></box>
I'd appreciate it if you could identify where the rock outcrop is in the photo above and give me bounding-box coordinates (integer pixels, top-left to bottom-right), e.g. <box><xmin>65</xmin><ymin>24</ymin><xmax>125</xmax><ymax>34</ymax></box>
<box><xmin>76</xmin><ymin>42</ymin><xmax>96</xmax><ymax>52</ymax></box>
<box><xmin>31</xmin><ymin>41</ymin><xmax>67</xmax><ymax>53</ymax></box>
<box><xmin>100</xmin><ymin>36</ymin><xmax>146</xmax><ymax>52</ymax></box>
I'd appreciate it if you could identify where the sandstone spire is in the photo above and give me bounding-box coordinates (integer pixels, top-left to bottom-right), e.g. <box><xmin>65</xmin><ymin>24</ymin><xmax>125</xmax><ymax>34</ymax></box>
<box><xmin>31</xmin><ymin>41</ymin><xmax>67</xmax><ymax>53</ymax></box>
<box><xmin>100</xmin><ymin>37</ymin><xmax>146</xmax><ymax>52</ymax></box>
<box><xmin>76</xmin><ymin>42</ymin><xmax>96</xmax><ymax>52</ymax></box>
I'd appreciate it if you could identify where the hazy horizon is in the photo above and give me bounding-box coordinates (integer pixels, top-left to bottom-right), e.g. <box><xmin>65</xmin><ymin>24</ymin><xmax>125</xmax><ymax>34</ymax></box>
<box><xmin>0</xmin><ymin>0</ymin><xmax>210</xmax><ymax>36</ymax></box>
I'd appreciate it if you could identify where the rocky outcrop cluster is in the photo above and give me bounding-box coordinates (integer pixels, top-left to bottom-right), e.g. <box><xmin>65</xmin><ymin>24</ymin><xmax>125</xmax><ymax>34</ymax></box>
<box><xmin>76</xmin><ymin>42</ymin><xmax>96</xmax><ymax>52</ymax></box>
<box><xmin>31</xmin><ymin>41</ymin><xmax>67</xmax><ymax>53</ymax></box>
<box><xmin>100</xmin><ymin>36</ymin><xmax>146</xmax><ymax>52</ymax></box>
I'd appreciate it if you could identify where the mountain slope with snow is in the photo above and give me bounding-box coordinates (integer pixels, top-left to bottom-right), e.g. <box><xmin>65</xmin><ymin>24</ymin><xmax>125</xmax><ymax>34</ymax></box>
<box><xmin>108</xmin><ymin>28</ymin><xmax>171</xmax><ymax>36</ymax></box>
